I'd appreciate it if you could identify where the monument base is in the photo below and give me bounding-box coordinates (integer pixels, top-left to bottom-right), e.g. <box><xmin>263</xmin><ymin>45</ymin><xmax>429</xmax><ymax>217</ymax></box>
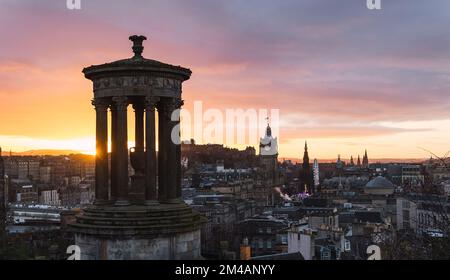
<box><xmin>70</xmin><ymin>203</ymin><xmax>205</xmax><ymax>260</ymax></box>
<box><xmin>75</xmin><ymin>229</ymin><xmax>201</xmax><ymax>260</ymax></box>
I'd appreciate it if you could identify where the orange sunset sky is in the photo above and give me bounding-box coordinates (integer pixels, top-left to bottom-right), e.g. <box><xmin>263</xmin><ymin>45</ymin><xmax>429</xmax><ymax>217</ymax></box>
<box><xmin>1</xmin><ymin>0</ymin><xmax>450</xmax><ymax>160</ymax></box>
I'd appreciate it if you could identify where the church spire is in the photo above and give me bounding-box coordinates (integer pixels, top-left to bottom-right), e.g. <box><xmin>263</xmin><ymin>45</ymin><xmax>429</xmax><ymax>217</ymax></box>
<box><xmin>362</xmin><ymin>149</ymin><xmax>369</xmax><ymax>168</ymax></box>
<box><xmin>301</xmin><ymin>141</ymin><xmax>312</xmax><ymax>194</ymax></box>
<box><xmin>303</xmin><ymin>141</ymin><xmax>309</xmax><ymax>164</ymax></box>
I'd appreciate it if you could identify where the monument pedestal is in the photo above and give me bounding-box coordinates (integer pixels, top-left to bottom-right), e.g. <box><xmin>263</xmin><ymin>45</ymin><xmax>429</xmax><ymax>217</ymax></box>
<box><xmin>72</xmin><ymin>203</ymin><xmax>205</xmax><ymax>260</ymax></box>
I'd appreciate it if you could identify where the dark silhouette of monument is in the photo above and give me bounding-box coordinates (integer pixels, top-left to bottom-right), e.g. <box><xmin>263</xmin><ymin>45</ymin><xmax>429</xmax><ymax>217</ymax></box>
<box><xmin>71</xmin><ymin>35</ymin><xmax>204</xmax><ymax>260</ymax></box>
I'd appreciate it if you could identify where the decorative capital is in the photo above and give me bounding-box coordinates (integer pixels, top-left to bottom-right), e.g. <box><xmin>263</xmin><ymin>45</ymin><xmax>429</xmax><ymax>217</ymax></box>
<box><xmin>165</xmin><ymin>99</ymin><xmax>175</xmax><ymax>112</ymax></box>
<box><xmin>158</xmin><ymin>98</ymin><xmax>184</xmax><ymax>120</ymax></box>
<box><xmin>174</xmin><ymin>99</ymin><xmax>184</xmax><ymax>109</ymax></box>
<box><xmin>129</xmin><ymin>35</ymin><xmax>147</xmax><ymax>58</ymax></box>
<box><xmin>145</xmin><ymin>96</ymin><xmax>160</xmax><ymax>109</ymax></box>
<box><xmin>165</xmin><ymin>98</ymin><xmax>184</xmax><ymax>111</ymax></box>
<box><xmin>112</xmin><ymin>96</ymin><xmax>128</xmax><ymax>111</ymax></box>
<box><xmin>91</xmin><ymin>98</ymin><xmax>110</xmax><ymax>111</ymax></box>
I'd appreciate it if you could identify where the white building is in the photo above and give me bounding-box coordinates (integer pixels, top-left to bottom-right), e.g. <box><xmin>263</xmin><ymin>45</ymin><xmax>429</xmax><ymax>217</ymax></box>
<box><xmin>397</xmin><ymin>195</ymin><xmax>449</xmax><ymax>236</ymax></box>
<box><xmin>287</xmin><ymin>224</ymin><xmax>315</xmax><ymax>260</ymax></box>
<box><xmin>313</xmin><ymin>159</ymin><xmax>320</xmax><ymax>189</ymax></box>
<box><xmin>39</xmin><ymin>189</ymin><xmax>61</xmax><ymax>206</ymax></box>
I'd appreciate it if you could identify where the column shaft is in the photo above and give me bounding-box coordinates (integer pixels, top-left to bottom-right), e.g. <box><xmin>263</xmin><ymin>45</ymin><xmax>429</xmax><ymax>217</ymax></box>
<box><xmin>145</xmin><ymin>97</ymin><xmax>159</xmax><ymax>204</ymax></box>
<box><xmin>93</xmin><ymin>99</ymin><xmax>109</xmax><ymax>204</ymax></box>
<box><xmin>157</xmin><ymin>100</ymin><xmax>168</xmax><ymax>202</ymax></box>
<box><xmin>174</xmin><ymin>100</ymin><xmax>184</xmax><ymax>200</ymax></box>
<box><xmin>163</xmin><ymin>98</ymin><xmax>183</xmax><ymax>203</ymax></box>
<box><xmin>112</xmin><ymin>96</ymin><xmax>130</xmax><ymax>206</ymax></box>
<box><xmin>176</xmin><ymin>142</ymin><xmax>182</xmax><ymax>199</ymax></box>
<box><xmin>134</xmin><ymin>103</ymin><xmax>145</xmax><ymax>152</ymax></box>
<box><xmin>110</xmin><ymin>107</ymin><xmax>118</xmax><ymax>200</ymax></box>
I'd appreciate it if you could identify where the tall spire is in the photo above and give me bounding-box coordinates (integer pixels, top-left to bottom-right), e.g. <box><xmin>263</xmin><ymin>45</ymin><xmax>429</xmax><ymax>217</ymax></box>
<box><xmin>357</xmin><ymin>155</ymin><xmax>361</xmax><ymax>167</ymax></box>
<box><xmin>303</xmin><ymin>141</ymin><xmax>309</xmax><ymax>164</ymax></box>
<box><xmin>362</xmin><ymin>149</ymin><xmax>369</xmax><ymax>168</ymax></box>
<box><xmin>301</xmin><ymin>141</ymin><xmax>312</xmax><ymax>194</ymax></box>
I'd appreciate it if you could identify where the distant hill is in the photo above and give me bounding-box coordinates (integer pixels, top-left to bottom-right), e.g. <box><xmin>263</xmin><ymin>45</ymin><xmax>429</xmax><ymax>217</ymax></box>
<box><xmin>4</xmin><ymin>149</ymin><xmax>84</xmax><ymax>156</ymax></box>
<box><xmin>279</xmin><ymin>157</ymin><xmax>427</xmax><ymax>164</ymax></box>
<box><xmin>0</xmin><ymin>149</ymin><xmax>427</xmax><ymax>163</ymax></box>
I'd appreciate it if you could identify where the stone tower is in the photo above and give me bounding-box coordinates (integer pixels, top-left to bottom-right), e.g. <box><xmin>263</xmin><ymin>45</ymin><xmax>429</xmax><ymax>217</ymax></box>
<box><xmin>259</xmin><ymin>123</ymin><xmax>278</xmax><ymax>184</ymax></box>
<box><xmin>71</xmin><ymin>36</ymin><xmax>204</xmax><ymax>260</ymax></box>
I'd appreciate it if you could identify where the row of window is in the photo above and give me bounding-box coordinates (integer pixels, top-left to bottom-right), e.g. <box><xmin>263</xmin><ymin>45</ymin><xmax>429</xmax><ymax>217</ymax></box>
<box><xmin>418</xmin><ymin>213</ymin><xmax>438</xmax><ymax>226</ymax></box>
<box><xmin>251</xmin><ymin>239</ymin><xmax>273</xmax><ymax>249</ymax></box>
<box><xmin>257</xmin><ymin>227</ymin><xmax>272</xmax><ymax>234</ymax></box>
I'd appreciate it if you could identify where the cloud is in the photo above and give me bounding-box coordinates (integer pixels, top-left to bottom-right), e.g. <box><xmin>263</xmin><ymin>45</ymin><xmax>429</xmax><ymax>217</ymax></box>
<box><xmin>280</xmin><ymin>125</ymin><xmax>432</xmax><ymax>141</ymax></box>
<box><xmin>1</xmin><ymin>0</ymin><xmax>450</xmax><ymax>155</ymax></box>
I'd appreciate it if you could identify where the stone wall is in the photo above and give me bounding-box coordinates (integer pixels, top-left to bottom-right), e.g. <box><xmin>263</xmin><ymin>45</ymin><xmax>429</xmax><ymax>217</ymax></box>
<box><xmin>75</xmin><ymin>229</ymin><xmax>201</xmax><ymax>260</ymax></box>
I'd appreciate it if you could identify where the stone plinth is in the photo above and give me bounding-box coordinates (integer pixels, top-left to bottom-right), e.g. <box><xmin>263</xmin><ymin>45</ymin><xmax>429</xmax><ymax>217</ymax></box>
<box><xmin>71</xmin><ymin>203</ymin><xmax>205</xmax><ymax>260</ymax></box>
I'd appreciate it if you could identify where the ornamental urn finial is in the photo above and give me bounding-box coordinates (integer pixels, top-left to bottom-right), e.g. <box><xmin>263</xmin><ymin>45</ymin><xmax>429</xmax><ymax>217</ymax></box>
<box><xmin>129</xmin><ymin>35</ymin><xmax>147</xmax><ymax>58</ymax></box>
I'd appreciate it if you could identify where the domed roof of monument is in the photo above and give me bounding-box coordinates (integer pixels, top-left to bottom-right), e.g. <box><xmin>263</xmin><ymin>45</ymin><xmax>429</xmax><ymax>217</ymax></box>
<box><xmin>83</xmin><ymin>35</ymin><xmax>191</xmax><ymax>80</ymax></box>
<box><xmin>365</xmin><ymin>176</ymin><xmax>394</xmax><ymax>188</ymax></box>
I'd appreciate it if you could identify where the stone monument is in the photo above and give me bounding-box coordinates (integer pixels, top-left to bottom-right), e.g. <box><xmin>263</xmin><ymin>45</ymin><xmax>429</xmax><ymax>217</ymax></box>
<box><xmin>71</xmin><ymin>35</ymin><xmax>204</xmax><ymax>260</ymax></box>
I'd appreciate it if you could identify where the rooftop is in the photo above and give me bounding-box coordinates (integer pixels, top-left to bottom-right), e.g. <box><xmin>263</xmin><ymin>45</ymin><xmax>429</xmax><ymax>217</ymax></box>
<box><xmin>365</xmin><ymin>176</ymin><xmax>394</xmax><ymax>189</ymax></box>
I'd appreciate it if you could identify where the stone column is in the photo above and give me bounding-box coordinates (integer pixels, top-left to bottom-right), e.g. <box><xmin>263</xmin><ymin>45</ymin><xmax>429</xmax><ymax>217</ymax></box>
<box><xmin>92</xmin><ymin>98</ymin><xmax>109</xmax><ymax>205</ymax></box>
<box><xmin>110</xmin><ymin>106</ymin><xmax>118</xmax><ymax>200</ymax></box>
<box><xmin>133</xmin><ymin>103</ymin><xmax>145</xmax><ymax>153</ymax></box>
<box><xmin>157</xmin><ymin>99</ymin><xmax>169</xmax><ymax>203</ymax></box>
<box><xmin>129</xmin><ymin>102</ymin><xmax>146</xmax><ymax>204</ymax></box>
<box><xmin>112</xmin><ymin>96</ymin><xmax>130</xmax><ymax>206</ymax></box>
<box><xmin>165</xmin><ymin>98</ymin><xmax>183</xmax><ymax>204</ymax></box>
<box><xmin>144</xmin><ymin>96</ymin><xmax>159</xmax><ymax>205</ymax></box>
<box><xmin>174</xmin><ymin>100</ymin><xmax>184</xmax><ymax>201</ymax></box>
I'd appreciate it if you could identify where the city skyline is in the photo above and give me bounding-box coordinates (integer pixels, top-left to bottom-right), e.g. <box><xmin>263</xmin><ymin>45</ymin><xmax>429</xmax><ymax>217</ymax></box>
<box><xmin>1</xmin><ymin>1</ymin><xmax>450</xmax><ymax>159</ymax></box>
<box><xmin>1</xmin><ymin>1</ymin><xmax>449</xmax><ymax>262</ymax></box>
